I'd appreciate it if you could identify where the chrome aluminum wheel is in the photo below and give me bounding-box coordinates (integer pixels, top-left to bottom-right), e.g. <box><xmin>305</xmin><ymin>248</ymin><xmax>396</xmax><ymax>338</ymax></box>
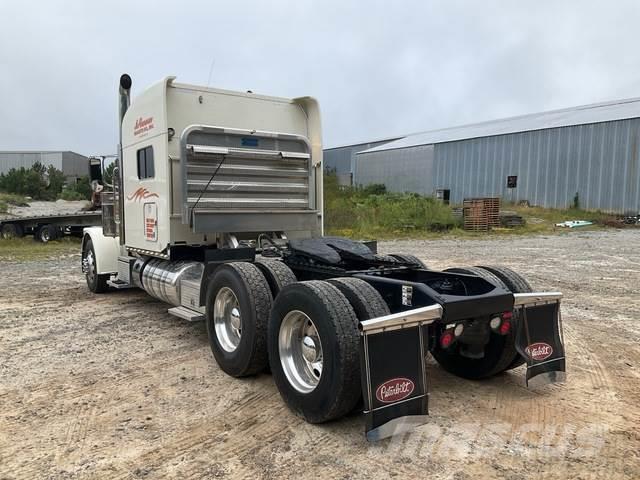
<box><xmin>279</xmin><ymin>310</ymin><xmax>323</xmax><ymax>393</ymax></box>
<box><xmin>214</xmin><ymin>287</ymin><xmax>242</xmax><ymax>352</ymax></box>
<box><xmin>84</xmin><ymin>250</ymin><xmax>96</xmax><ymax>283</ymax></box>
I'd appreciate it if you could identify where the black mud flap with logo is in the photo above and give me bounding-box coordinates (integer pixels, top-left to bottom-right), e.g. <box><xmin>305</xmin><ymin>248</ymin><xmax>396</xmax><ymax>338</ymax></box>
<box><xmin>358</xmin><ymin>305</ymin><xmax>442</xmax><ymax>441</ymax></box>
<box><xmin>513</xmin><ymin>293</ymin><xmax>566</xmax><ymax>387</ymax></box>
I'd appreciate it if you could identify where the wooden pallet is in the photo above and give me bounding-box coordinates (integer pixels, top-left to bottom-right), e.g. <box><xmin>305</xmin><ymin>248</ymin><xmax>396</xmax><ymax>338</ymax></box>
<box><xmin>463</xmin><ymin>197</ymin><xmax>501</xmax><ymax>231</ymax></box>
<box><xmin>500</xmin><ymin>210</ymin><xmax>526</xmax><ymax>228</ymax></box>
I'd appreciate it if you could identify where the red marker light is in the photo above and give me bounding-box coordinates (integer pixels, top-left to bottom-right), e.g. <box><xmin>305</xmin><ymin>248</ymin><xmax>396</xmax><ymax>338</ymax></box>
<box><xmin>499</xmin><ymin>320</ymin><xmax>511</xmax><ymax>335</ymax></box>
<box><xmin>440</xmin><ymin>330</ymin><xmax>454</xmax><ymax>348</ymax></box>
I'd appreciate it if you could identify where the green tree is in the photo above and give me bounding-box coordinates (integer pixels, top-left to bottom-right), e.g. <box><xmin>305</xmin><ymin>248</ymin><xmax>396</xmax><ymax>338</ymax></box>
<box><xmin>103</xmin><ymin>162</ymin><xmax>116</xmax><ymax>185</ymax></box>
<box><xmin>0</xmin><ymin>162</ymin><xmax>66</xmax><ymax>200</ymax></box>
<box><xmin>60</xmin><ymin>176</ymin><xmax>91</xmax><ymax>201</ymax></box>
<box><xmin>45</xmin><ymin>165</ymin><xmax>66</xmax><ymax>200</ymax></box>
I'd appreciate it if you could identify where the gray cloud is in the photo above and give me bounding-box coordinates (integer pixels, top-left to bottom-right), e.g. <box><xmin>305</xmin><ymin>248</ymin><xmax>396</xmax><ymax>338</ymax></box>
<box><xmin>1</xmin><ymin>0</ymin><xmax>640</xmax><ymax>154</ymax></box>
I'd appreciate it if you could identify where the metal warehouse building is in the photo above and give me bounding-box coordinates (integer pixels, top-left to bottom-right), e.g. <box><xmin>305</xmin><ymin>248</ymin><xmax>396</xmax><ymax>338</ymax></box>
<box><xmin>324</xmin><ymin>136</ymin><xmax>401</xmax><ymax>186</ymax></box>
<box><xmin>348</xmin><ymin>98</ymin><xmax>640</xmax><ymax>214</ymax></box>
<box><xmin>0</xmin><ymin>151</ymin><xmax>89</xmax><ymax>182</ymax></box>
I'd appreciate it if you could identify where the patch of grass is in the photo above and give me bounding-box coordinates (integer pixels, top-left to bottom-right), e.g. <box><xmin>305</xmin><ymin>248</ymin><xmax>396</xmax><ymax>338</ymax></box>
<box><xmin>324</xmin><ymin>173</ymin><xmax>619</xmax><ymax>240</ymax></box>
<box><xmin>493</xmin><ymin>204</ymin><xmax>618</xmax><ymax>236</ymax></box>
<box><xmin>0</xmin><ymin>192</ymin><xmax>29</xmax><ymax>208</ymax></box>
<box><xmin>324</xmin><ymin>174</ymin><xmax>460</xmax><ymax>239</ymax></box>
<box><xmin>0</xmin><ymin>237</ymin><xmax>81</xmax><ymax>262</ymax></box>
<box><xmin>0</xmin><ymin>201</ymin><xmax>6</xmax><ymax>214</ymax></box>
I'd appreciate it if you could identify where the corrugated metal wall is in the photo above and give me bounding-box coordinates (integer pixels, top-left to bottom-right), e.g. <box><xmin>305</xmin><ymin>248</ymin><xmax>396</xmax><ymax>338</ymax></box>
<box><xmin>0</xmin><ymin>151</ymin><xmax>88</xmax><ymax>180</ymax></box>
<box><xmin>355</xmin><ymin>144</ymin><xmax>435</xmax><ymax>195</ymax></box>
<box><xmin>61</xmin><ymin>151</ymin><xmax>90</xmax><ymax>178</ymax></box>
<box><xmin>433</xmin><ymin>118</ymin><xmax>640</xmax><ymax>213</ymax></box>
<box><xmin>0</xmin><ymin>152</ymin><xmax>63</xmax><ymax>173</ymax></box>
<box><xmin>323</xmin><ymin>139</ymin><xmax>401</xmax><ymax>178</ymax></box>
<box><xmin>355</xmin><ymin>118</ymin><xmax>640</xmax><ymax>214</ymax></box>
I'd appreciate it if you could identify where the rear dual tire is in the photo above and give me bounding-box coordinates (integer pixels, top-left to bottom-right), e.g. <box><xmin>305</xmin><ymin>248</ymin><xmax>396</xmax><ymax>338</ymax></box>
<box><xmin>375</xmin><ymin>253</ymin><xmax>429</xmax><ymax>269</ymax></box>
<box><xmin>268</xmin><ymin>278</ymin><xmax>389</xmax><ymax>423</ymax></box>
<box><xmin>254</xmin><ymin>258</ymin><xmax>297</xmax><ymax>297</ymax></box>
<box><xmin>389</xmin><ymin>253</ymin><xmax>429</xmax><ymax>269</ymax></box>
<box><xmin>268</xmin><ymin>281</ymin><xmax>362</xmax><ymax>423</ymax></box>
<box><xmin>205</xmin><ymin>264</ymin><xmax>368</xmax><ymax>421</ymax></box>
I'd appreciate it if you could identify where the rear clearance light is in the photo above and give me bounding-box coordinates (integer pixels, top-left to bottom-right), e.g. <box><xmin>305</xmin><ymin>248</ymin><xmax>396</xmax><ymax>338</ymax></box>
<box><xmin>490</xmin><ymin>312</ymin><xmax>514</xmax><ymax>335</ymax></box>
<box><xmin>440</xmin><ymin>330</ymin><xmax>455</xmax><ymax>349</ymax></box>
<box><xmin>499</xmin><ymin>320</ymin><xmax>512</xmax><ymax>335</ymax></box>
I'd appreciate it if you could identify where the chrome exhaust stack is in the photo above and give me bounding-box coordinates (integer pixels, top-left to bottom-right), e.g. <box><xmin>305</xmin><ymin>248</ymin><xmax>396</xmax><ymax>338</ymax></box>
<box><xmin>118</xmin><ymin>74</ymin><xmax>132</xmax><ymax>135</ymax></box>
<box><xmin>116</xmin><ymin>74</ymin><xmax>132</xmax><ymax>244</ymax></box>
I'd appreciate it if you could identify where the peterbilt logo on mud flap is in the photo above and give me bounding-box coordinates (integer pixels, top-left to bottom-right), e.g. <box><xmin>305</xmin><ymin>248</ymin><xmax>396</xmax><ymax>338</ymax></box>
<box><xmin>375</xmin><ymin>378</ymin><xmax>415</xmax><ymax>403</ymax></box>
<box><xmin>525</xmin><ymin>342</ymin><xmax>553</xmax><ymax>361</ymax></box>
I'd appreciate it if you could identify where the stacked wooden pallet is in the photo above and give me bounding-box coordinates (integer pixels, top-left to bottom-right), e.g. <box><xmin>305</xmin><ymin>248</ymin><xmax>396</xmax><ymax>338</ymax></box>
<box><xmin>463</xmin><ymin>197</ymin><xmax>500</xmax><ymax>231</ymax></box>
<box><xmin>500</xmin><ymin>211</ymin><xmax>526</xmax><ymax>228</ymax></box>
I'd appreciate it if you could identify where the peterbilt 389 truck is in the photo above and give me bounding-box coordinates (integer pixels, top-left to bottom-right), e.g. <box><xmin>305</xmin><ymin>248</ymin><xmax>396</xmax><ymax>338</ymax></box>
<box><xmin>82</xmin><ymin>74</ymin><xmax>566</xmax><ymax>440</ymax></box>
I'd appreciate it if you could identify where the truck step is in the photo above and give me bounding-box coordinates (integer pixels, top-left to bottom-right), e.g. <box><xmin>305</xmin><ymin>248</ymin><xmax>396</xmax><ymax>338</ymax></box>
<box><xmin>107</xmin><ymin>279</ymin><xmax>135</xmax><ymax>290</ymax></box>
<box><xmin>168</xmin><ymin>306</ymin><xmax>205</xmax><ymax>322</ymax></box>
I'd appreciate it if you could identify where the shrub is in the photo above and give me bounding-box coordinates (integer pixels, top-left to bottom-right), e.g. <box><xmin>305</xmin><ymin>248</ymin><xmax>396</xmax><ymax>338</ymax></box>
<box><xmin>60</xmin><ymin>176</ymin><xmax>91</xmax><ymax>201</ymax></box>
<box><xmin>59</xmin><ymin>189</ymin><xmax>86</xmax><ymax>201</ymax></box>
<box><xmin>0</xmin><ymin>162</ymin><xmax>66</xmax><ymax>200</ymax></box>
<box><xmin>324</xmin><ymin>173</ymin><xmax>459</xmax><ymax>237</ymax></box>
<box><xmin>361</xmin><ymin>183</ymin><xmax>387</xmax><ymax>195</ymax></box>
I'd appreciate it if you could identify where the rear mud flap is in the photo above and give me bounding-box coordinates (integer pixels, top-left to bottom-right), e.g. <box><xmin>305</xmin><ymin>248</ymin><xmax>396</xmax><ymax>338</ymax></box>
<box><xmin>359</xmin><ymin>305</ymin><xmax>442</xmax><ymax>441</ymax></box>
<box><xmin>514</xmin><ymin>293</ymin><xmax>566</xmax><ymax>387</ymax></box>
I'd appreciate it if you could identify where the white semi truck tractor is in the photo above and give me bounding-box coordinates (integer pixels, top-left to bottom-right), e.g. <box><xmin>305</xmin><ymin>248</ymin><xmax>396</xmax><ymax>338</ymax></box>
<box><xmin>83</xmin><ymin>74</ymin><xmax>566</xmax><ymax>440</ymax></box>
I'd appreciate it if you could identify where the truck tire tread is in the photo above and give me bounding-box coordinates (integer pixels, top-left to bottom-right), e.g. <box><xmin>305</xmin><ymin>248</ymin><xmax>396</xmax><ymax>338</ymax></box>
<box><xmin>327</xmin><ymin>277</ymin><xmax>390</xmax><ymax>321</ymax></box>
<box><xmin>254</xmin><ymin>258</ymin><xmax>297</xmax><ymax>298</ymax></box>
<box><xmin>389</xmin><ymin>253</ymin><xmax>428</xmax><ymax>269</ymax></box>
<box><xmin>206</xmin><ymin>262</ymin><xmax>272</xmax><ymax>377</ymax></box>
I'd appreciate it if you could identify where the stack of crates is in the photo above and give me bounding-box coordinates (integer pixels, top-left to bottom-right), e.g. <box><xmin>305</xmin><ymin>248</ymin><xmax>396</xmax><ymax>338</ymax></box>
<box><xmin>463</xmin><ymin>197</ymin><xmax>500</xmax><ymax>231</ymax></box>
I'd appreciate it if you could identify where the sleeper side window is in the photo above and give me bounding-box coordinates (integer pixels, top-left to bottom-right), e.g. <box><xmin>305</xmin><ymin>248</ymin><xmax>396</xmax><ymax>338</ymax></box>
<box><xmin>137</xmin><ymin>146</ymin><xmax>155</xmax><ymax>179</ymax></box>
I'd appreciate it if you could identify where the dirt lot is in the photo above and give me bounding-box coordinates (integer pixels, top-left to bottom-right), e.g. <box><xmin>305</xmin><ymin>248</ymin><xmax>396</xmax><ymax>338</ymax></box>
<box><xmin>0</xmin><ymin>230</ymin><xmax>638</xmax><ymax>479</ymax></box>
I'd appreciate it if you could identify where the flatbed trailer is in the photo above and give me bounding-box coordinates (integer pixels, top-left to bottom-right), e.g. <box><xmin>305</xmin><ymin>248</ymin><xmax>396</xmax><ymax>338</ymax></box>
<box><xmin>1</xmin><ymin>211</ymin><xmax>102</xmax><ymax>242</ymax></box>
<box><xmin>81</xmin><ymin>74</ymin><xmax>566</xmax><ymax>440</ymax></box>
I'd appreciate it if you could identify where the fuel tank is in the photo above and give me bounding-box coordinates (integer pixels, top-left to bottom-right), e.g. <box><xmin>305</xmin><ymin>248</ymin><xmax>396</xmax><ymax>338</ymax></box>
<box><xmin>134</xmin><ymin>258</ymin><xmax>203</xmax><ymax>306</ymax></box>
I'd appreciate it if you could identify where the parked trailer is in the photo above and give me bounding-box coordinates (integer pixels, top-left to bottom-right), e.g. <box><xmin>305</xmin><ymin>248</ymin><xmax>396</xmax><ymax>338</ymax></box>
<box><xmin>1</xmin><ymin>211</ymin><xmax>102</xmax><ymax>242</ymax></box>
<box><xmin>82</xmin><ymin>74</ymin><xmax>566</xmax><ymax>440</ymax></box>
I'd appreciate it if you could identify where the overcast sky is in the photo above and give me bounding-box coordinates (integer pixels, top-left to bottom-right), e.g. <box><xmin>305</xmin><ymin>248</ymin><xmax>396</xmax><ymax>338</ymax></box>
<box><xmin>2</xmin><ymin>0</ymin><xmax>640</xmax><ymax>154</ymax></box>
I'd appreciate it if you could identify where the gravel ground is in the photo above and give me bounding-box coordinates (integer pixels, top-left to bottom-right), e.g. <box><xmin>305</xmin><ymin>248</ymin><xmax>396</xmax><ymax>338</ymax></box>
<box><xmin>0</xmin><ymin>230</ymin><xmax>638</xmax><ymax>479</ymax></box>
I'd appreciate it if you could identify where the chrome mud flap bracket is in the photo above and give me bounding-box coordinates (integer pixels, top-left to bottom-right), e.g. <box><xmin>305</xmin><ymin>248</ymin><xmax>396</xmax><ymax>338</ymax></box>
<box><xmin>513</xmin><ymin>292</ymin><xmax>566</xmax><ymax>388</ymax></box>
<box><xmin>359</xmin><ymin>305</ymin><xmax>442</xmax><ymax>441</ymax></box>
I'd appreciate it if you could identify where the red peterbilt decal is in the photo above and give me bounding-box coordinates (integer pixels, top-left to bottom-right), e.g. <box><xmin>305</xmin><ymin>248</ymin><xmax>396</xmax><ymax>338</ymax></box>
<box><xmin>525</xmin><ymin>342</ymin><xmax>553</xmax><ymax>361</ymax></box>
<box><xmin>375</xmin><ymin>378</ymin><xmax>415</xmax><ymax>403</ymax></box>
<box><xmin>126</xmin><ymin>187</ymin><xmax>159</xmax><ymax>202</ymax></box>
<box><xmin>134</xmin><ymin>116</ymin><xmax>154</xmax><ymax>136</ymax></box>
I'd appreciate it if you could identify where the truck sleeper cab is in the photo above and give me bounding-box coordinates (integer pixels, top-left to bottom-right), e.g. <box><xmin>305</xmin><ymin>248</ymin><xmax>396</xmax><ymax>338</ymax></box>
<box><xmin>82</xmin><ymin>75</ymin><xmax>566</xmax><ymax>440</ymax></box>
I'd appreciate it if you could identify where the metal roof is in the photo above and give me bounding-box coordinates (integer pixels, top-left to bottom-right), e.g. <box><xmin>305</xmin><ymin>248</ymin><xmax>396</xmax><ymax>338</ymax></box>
<box><xmin>359</xmin><ymin>96</ymin><xmax>640</xmax><ymax>154</ymax></box>
<box><xmin>324</xmin><ymin>135</ymin><xmax>404</xmax><ymax>151</ymax></box>
<box><xmin>0</xmin><ymin>150</ymin><xmax>77</xmax><ymax>154</ymax></box>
